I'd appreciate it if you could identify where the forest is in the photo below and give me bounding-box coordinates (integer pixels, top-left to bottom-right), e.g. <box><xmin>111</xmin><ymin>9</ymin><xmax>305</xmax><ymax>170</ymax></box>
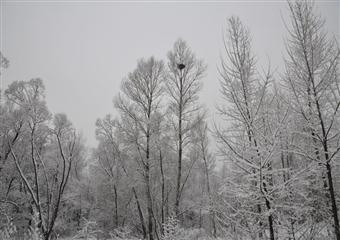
<box><xmin>0</xmin><ymin>0</ymin><xmax>339</xmax><ymax>239</ymax></box>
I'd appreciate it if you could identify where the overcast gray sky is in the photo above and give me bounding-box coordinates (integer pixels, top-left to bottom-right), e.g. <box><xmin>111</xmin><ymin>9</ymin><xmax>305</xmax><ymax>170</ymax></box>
<box><xmin>1</xmin><ymin>0</ymin><xmax>339</xmax><ymax>147</ymax></box>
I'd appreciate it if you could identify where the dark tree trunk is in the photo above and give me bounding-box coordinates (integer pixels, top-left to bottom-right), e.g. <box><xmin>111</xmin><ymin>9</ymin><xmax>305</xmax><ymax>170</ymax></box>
<box><xmin>265</xmin><ymin>198</ymin><xmax>275</xmax><ymax>240</ymax></box>
<box><xmin>159</xmin><ymin>150</ymin><xmax>165</xmax><ymax>234</ymax></box>
<box><xmin>326</xmin><ymin>162</ymin><xmax>340</xmax><ymax>239</ymax></box>
<box><xmin>114</xmin><ymin>184</ymin><xmax>119</xmax><ymax>228</ymax></box>
<box><xmin>133</xmin><ymin>187</ymin><xmax>147</xmax><ymax>239</ymax></box>
<box><xmin>175</xmin><ymin>73</ymin><xmax>183</xmax><ymax>217</ymax></box>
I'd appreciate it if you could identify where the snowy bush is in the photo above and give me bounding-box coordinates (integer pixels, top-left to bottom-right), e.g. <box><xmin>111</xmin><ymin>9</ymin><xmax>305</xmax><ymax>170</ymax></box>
<box><xmin>109</xmin><ymin>226</ymin><xmax>141</xmax><ymax>240</ymax></box>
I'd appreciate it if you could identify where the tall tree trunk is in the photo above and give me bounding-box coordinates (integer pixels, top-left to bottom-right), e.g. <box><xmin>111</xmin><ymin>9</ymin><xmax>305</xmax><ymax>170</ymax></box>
<box><xmin>175</xmin><ymin>93</ymin><xmax>183</xmax><ymax>217</ymax></box>
<box><xmin>159</xmin><ymin>150</ymin><xmax>165</xmax><ymax>234</ymax></box>
<box><xmin>257</xmin><ymin>204</ymin><xmax>263</xmax><ymax>238</ymax></box>
<box><xmin>326</xmin><ymin>162</ymin><xmax>340</xmax><ymax>239</ymax></box>
<box><xmin>313</xmin><ymin>79</ymin><xmax>339</xmax><ymax>239</ymax></box>
<box><xmin>199</xmin><ymin>209</ymin><xmax>202</xmax><ymax>229</ymax></box>
<box><xmin>265</xmin><ymin>198</ymin><xmax>275</xmax><ymax>240</ymax></box>
<box><xmin>212</xmin><ymin>212</ymin><xmax>217</xmax><ymax>238</ymax></box>
<box><xmin>202</xmin><ymin>139</ymin><xmax>217</xmax><ymax>238</ymax></box>
<box><xmin>175</xmin><ymin>70</ymin><xmax>184</xmax><ymax>217</ymax></box>
<box><xmin>114</xmin><ymin>184</ymin><xmax>118</xmax><ymax>228</ymax></box>
<box><xmin>133</xmin><ymin>187</ymin><xmax>147</xmax><ymax>239</ymax></box>
<box><xmin>146</xmin><ymin>128</ymin><xmax>154</xmax><ymax>240</ymax></box>
<box><xmin>145</xmin><ymin>165</ymin><xmax>154</xmax><ymax>240</ymax></box>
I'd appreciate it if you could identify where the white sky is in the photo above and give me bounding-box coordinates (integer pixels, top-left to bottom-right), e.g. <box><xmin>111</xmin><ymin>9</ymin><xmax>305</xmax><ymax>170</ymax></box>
<box><xmin>1</xmin><ymin>0</ymin><xmax>339</xmax><ymax>147</ymax></box>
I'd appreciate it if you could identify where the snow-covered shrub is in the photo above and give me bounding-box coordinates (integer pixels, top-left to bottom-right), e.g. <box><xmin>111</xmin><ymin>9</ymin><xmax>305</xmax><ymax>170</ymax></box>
<box><xmin>25</xmin><ymin>210</ymin><xmax>43</xmax><ymax>240</ymax></box>
<box><xmin>0</xmin><ymin>210</ymin><xmax>42</xmax><ymax>240</ymax></box>
<box><xmin>72</xmin><ymin>218</ymin><xmax>102</xmax><ymax>240</ymax></box>
<box><xmin>162</xmin><ymin>216</ymin><xmax>181</xmax><ymax>240</ymax></box>
<box><xmin>0</xmin><ymin>221</ymin><xmax>17</xmax><ymax>240</ymax></box>
<box><xmin>162</xmin><ymin>216</ymin><xmax>217</xmax><ymax>240</ymax></box>
<box><xmin>109</xmin><ymin>226</ymin><xmax>141</xmax><ymax>240</ymax></box>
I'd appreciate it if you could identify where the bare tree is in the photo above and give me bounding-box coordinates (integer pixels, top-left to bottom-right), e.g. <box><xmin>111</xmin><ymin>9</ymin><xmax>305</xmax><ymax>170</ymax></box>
<box><xmin>95</xmin><ymin>114</ymin><xmax>148</xmax><ymax>236</ymax></box>
<box><xmin>194</xmin><ymin>119</ymin><xmax>217</xmax><ymax>237</ymax></box>
<box><xmin>0</xmin><ymin>53</ymin><xmax>21</xmax><ymax>175</ymax></box>
<box><xmin>5</xmin><ymin>79</ymin><xmax>80</xmax><ymax>240</ymax></box>
<box><xmin>95</xmin><ymin>115</ymin><xmax>121</xmax><ymax>229</ymax></box>
<box><xmin>284</xmin><ymin>1</ymin><xmax>340</xmax><ymax>238</ymax></box>
<box><xmin>115</xmin><ymin>57</ymin><xmax>164</xmax><ymax>240</ymax></box>
<box><xmin>215</xmin><ymin>16</ymin><xmax>287</xmax><ymax>240</ymax></box>
<box><xmin>166</xmin><ymin>39</ymin><xmax>206</xmax><ymax>217</ymax></box>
